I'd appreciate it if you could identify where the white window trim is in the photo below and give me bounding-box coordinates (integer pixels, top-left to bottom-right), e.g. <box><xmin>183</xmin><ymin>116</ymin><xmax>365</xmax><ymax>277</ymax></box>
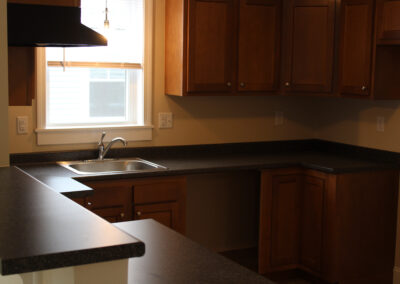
<box><xmin>35</xmin><ymin>0</ymin><xmax>154</xmax><ymax>146</ymax></box>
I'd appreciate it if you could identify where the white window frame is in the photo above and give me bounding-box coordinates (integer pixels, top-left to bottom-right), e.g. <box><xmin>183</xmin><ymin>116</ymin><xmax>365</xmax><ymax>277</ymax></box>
<box><xmin>35</xmin><ymin>0</ymin><xmax>154</xmax><ymax>146</ymax></box>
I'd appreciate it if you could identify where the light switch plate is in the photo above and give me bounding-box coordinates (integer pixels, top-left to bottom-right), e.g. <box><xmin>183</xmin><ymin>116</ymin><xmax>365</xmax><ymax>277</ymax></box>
<box><xmin>159</xmin><ymin>112</ymin><xmax>173</xmax><ymax>129</ymax></box>
<box><xmin>377</xmin><ymin>116</ymin><xmax>385</xmax><ymax>132</ymax></box>
<box><xmin>274</xmin><ymin>111</ymin><xmax>284</xmax><ymax>126</ymax></box>
<box><xmin>17</xmin><ymin>116</ymin><xmax>28</xmax><ymax>134</ymax></box>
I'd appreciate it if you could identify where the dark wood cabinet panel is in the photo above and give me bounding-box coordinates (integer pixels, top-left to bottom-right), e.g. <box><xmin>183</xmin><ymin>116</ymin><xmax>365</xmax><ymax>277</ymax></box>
<box><xmin>270</xmin><ymin>173</ymin><xmax>302</xmax><ymax>268</ymax></box>
<box><xmin>133</xmin><ymin>176</ymin><xmax>186</xmax><ymax>234</ymax></box>
<box><xmin>300</xmin><ymin>174</ymin><xmax>325</xmax><ymax>273</ymax></box>
<box><xmin>83</xmin><ymin>181</ymin><xmax>133</xmax><ymax>223</ymax></box>
<box><xmin>134</xmin><ymin>202</ymin><xmax>179</xmax><ymax>229</ymax></box>
<box><xmin>377</xmin><ymin>0</ymin><xmax>400</xmax><ymax>43</ymax></box>
<box><xmin>259</xmin><ymin>168</ymin><xmax>398</xmax><ymax>283</ymax></box>
<box><xmin>259</xmin><ymin>168</ymin><xmax>303</xmax><ymax>273</ymax></box>
<box><xmin>186</xmin><ymin>0</ymin><xmax>235</xmax><ymax>93</ymax></box>
<box><xmin>283</xmin><ymin>0</ymin><xmax>335</xmax><ymax>93</ymax></box>
<box><xmin>80</xmin><ymin>176</ymin><xmax>186</xmax><ymax>233</ymax></box>
<box><xmin>338</xmin><ymin>0</ymin><xmax>374</xmax><ymax>96</ymax></box>
<box><xmin>8</xmin><ymin>47</ymin><xmax>35</xmax><ymax>106</ymax></box>
<box><xmin>237</xmin><ymin>0</ymin><xmax>281</xmax><ymax>92</ymax></box>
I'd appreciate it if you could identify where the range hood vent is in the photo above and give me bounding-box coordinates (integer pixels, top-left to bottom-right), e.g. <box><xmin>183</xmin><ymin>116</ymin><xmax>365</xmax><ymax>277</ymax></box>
<box><xmin>7</xmin><ymin>3</ymin><xmax>107</xmax><ymax>47</ymax></box>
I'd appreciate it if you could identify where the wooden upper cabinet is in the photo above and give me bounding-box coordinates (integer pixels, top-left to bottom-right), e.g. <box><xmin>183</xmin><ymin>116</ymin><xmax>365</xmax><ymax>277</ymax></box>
<box><xmin>283</xmin><ymin>0</ymin><xmax>335</xmax><ymax>93</ymax></box>
<box><xmin>338</xmin><ymin>0</ymin><xmax>374</xmax><ymax>97</ymax></box>
<box><xmin>376</xmin><ymin>0</ymin><xmax>400</xmax><ymax>43</ymax></box>
<box><xmin>186</xmin><ymin>0</ymin><xmax>235</xmax><ymax>94</ymax></box>
<box><xmin>7</xmin><ymin>0</ymin><xmax>80</xmax><ymax>6</ymax></box>
<box><xmin>237</xmin><ymin>0</ymin><xmax>281</xmax><ymax>92</ymax></box>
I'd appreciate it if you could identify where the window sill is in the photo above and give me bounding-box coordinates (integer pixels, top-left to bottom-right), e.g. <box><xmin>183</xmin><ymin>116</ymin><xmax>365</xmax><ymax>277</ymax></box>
<box><xmin>35</xmin><ymin>125</ymin><xmax>153</xmax><ymax>145</ymax></box>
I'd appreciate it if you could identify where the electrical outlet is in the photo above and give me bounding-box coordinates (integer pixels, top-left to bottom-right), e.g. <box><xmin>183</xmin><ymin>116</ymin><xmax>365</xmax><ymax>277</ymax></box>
<box><xmin>159</xmin><ymin>112</ymin><xmax>173</xmax><ymax>129</ymax></box>
<box><xmin>377</xmin><ymin>116</ymin><xmax>385</xmax><ymax>132</ymax></box>
<box><xmin>17</xmin><ymin>116</ymin><xmax>28</xmax><ymax>135</ymax></box>
<box><xmin>274</xmin><ymin>111</ymin><xmax>284</xmax><ymax>126</ymax></box>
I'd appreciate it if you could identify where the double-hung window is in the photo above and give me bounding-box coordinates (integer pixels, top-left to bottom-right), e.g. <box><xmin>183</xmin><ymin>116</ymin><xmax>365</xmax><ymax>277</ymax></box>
<box><xmin>36</xmin><ymin>0</ymin><xmax>153</xmax><ymax>145</ymax></box>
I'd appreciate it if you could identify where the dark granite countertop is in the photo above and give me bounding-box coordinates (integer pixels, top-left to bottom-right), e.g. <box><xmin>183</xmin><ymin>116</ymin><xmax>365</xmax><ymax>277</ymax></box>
<box><xmin>16</xmin><ymin>140</ymin><xmax>399</xmax><ymax>197</ymax></box>
<box><xmin>115</xmin><ymin>219</ymin><xmax>273</xmax><ymax>284</ymax></box>
<box><xmin>0</xmin><ymin>167</ymin><xmax>145</xmax><ymax>275</ymax></box>
<box><xmin>4</xmin><ymin>140</ymin><xmax>399</xmax><ymax>276</ymax></box>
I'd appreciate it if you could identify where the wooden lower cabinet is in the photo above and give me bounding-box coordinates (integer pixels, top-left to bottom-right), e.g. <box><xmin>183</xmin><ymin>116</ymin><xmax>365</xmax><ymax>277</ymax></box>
<box><xmin>259</xmin><ymin>168</ymin><xmax>399</xmax><ymax>284</ymax></box>
<box><xmin>71</xmin><ymin>176</ymin><xmax>186</xmax><ymax>234</ymax></box>
<box><xmin>77</xmin><ymin>180</ymin><xmax>133</xmax><ymax>223</ymax></box>
<box><xmin>133</xmin><ymin>176</ymin><xmax>186</xmax><ymax>234</ymax></box>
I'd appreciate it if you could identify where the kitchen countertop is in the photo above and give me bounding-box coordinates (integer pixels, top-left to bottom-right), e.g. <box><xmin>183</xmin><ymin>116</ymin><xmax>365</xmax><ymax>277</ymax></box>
<box><xmin>16</xmin><ymin>142</ymin><xmax>399</xmax><ymax>198</ymax></box>
<box><xmin>0</xmin><ymin>167</ymin><xmax>144</xmax><ymax>275</ymax></box>
<box><xmin>3</xmin><ymin>139</ymin><xmax>399</xmax><ymax>275</ymax></box>
<box><xmin>115</xmin><ymin>219</ymin><xmax>273</xmax><ymax>284</ymax></box>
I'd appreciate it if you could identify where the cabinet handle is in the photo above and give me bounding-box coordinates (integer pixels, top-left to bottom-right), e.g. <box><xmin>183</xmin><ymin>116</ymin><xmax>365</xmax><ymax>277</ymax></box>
<box><xmin>120</xmin><ymin>213</ymin><xmax>125</xmax><ymax>219</ymax></box>
<box><xmin>136</xmin><ymin>211</ymin><xmax>142</xmax><ymax>216</ymax></box>
<box><xmin>240</xmin><ymin>82</ymin><xmax>245</xmax><ymax>88</ymax></box>
<box><xmin>361</xmin><ymin>85</ymin><xmax>367</xmax><ymax>91</ymax></box>
<box><xmin>87</xmin><ymin>201</ymin><xmax>92</xmax><ymax>206</ymax></box>
<box><xmin>285</xmin><ymin>82</ymin><xmax>290</xmax><ymax>87</ymax></box>
<box><xmin>226</xmin><ymin>82</ymin><xmax>232</xmax><ymax>87</ymax></box>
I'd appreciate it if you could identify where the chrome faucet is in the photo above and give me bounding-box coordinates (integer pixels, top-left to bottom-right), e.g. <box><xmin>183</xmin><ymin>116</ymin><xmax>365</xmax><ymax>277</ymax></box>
<box><xmin>98</xmin><ymin>132</ymin><xmax>127</xmax><ymax>160</ymax></box>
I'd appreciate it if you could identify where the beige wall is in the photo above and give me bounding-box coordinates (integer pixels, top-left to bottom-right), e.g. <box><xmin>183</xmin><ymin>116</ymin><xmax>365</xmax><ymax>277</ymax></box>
<box><xmin>7</xmin><ymin>0</ymin><xmax>314</xmax><ymax>154</ymax></box>
<box><xmin>313</xmin><ymin>97</ymin><xmax>400</xmax><ymax>152</ymax></box>
<box><xmin>0</xmin><ymin>0</ymin><xmax>9</xmax><ymax>166</ymax></box>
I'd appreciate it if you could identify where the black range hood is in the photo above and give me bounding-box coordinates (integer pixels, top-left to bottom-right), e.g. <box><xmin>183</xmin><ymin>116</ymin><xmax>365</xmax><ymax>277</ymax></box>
<box><xmin>7</xmin><ymin>3</ymin><xmax>107</xmax><ymax>47</ymax></box>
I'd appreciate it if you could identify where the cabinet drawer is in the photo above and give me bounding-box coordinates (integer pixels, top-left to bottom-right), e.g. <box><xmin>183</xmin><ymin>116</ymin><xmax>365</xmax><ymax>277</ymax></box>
<box><xmin>133</xmin><ymin>177</ymin><xmax>186</xmax><ymax>204</ymax></box>
<box><xmin>92</xmin><ymin>206</ymin><xmax>127</xmax><ymax>223</ymax></box>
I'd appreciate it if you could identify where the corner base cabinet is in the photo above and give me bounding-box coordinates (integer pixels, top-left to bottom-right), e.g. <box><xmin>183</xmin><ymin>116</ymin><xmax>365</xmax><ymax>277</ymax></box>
<box><xmin>72</xmin><ymin>176</ymin><xmax>187</xmax><ymax>234</ymax></box>
<box><xmin>259</xmin><ymin>168</ymin><xmax>399</xmax><ymax>284</ymax></box>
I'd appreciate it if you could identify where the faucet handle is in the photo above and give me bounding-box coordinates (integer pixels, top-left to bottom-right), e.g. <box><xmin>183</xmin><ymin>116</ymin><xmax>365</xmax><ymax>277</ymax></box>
<box><xmin>98</xmin><ymin>132</ymin><xmax>106</xmax><ymax>146</ymax></box>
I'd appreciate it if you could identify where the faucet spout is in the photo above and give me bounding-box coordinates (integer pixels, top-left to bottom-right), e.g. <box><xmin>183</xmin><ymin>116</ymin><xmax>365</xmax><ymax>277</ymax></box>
<box><xmin>97</xmin><ymin>133</ymin><xmax>127</xmax><ymax>160</ymax></box>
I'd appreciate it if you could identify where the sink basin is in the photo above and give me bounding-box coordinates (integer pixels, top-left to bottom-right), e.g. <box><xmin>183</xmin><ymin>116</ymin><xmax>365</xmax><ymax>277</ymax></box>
<box><xmin>58</xmin><ymin>158</ymin><xmax>167</xmax><ymax>175</ymax></box>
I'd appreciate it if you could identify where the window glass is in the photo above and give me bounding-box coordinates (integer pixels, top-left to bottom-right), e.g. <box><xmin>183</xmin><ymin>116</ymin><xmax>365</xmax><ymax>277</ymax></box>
<box><xmin>45</xmin><ymin>0</ymin><xmax>144</xmax><ymax>128</ymax></box>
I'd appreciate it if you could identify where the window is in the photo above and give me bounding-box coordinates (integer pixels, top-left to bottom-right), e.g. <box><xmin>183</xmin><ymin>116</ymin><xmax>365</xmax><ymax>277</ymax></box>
<box><xmin>36</xmin><ymin>0</ymin><xmax>153</xmax><ymax>145</ymax></box>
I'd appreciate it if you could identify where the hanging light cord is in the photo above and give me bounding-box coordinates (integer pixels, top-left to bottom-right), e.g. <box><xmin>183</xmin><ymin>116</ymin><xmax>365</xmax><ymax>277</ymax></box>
<box><xmin>104</xmin><ymin>0</ymin><xmax>109</xmax><ymax>29</ymax></box>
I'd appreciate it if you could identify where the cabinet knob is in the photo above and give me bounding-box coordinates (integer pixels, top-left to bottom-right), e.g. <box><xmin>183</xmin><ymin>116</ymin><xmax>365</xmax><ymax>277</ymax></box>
<box><xmin>120</xmin><ymin>213</ymin><xmax>125</xmax><ymax>219</ymax></box>
<box><xmin>240</xmin><ymin>82</ymin><xmax>245</xmax><ymax>88</ymax></box>
<box><xmin>285</xmin><ymin>82</ymin><xmax>290</xmax><ymax>87</ymax></box>
<box><xmin>136</xmin><ymin>211</ymin><xmax>142</xmax><ymax>216</ymax></box>
<box><xmin>226</xmin><ymin>82</ymin><xmax>232</xmax><ymax>87</ymax></box>
<box><xmin>87</xmin><ymin>201</ymin><xmax>92</xmax><ymax>206</ymax></box>
<box><xmin>361</xmin><ymin>85</ymin><xmax>367</xmax><ymax>91</ymax></box>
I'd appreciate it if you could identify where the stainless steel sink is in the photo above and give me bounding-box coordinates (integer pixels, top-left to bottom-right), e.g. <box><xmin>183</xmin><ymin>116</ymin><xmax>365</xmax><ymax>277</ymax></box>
<box><xmin>58</xmin><ymin>158</ymin><xmax>167</xmax><ymax>175</ymax></box>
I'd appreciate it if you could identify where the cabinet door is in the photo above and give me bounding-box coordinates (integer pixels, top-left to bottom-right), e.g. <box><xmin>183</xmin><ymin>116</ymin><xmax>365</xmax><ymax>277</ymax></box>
<box><xmin>133</xmin><ymin>176</ymin><xmax>186</xmax><ymax>234</ymax></box>
<box><xmin>338</xmin><ymin>0</ymin><xmax>374</xmax><ymax>96</ymax></box>
<box><xmin>283</xmin><ymin>0</ymin><xmax>335</xmax><ymax>93</ymax></box>
<box><xmin>70</xmin><ymin>196</ymin><xmax>86</xmax><ymax>207</ymax></box>
<box><xmin>134</xmin><ymin>202</ymin><xmax>179</xmax><ymax>230</ymax></box>
<box><xmin>186</xmin><ymin>0</ymin><xmax>235</xmax><ymax>94</ymax></box>
<box><xmin>259</xmin><ymin>170</ymin><xmax>303</xmax><ymax>273</ymax></box>
<box><xmin>237</xmin><ymin>0</ymin><xmax>281</xmax><ymax>92</ymax></box>
<box><xmin>300</xmin><ymin>174</ymin><xmax>325</xmax><ymax>273</ymax></box>
<box><xmin>377</xmin><ymin>0</ymin><xmax>400</xmax><ymax>42</ymax></box>
<box><xmin>83</xmin><ymin>181</ymin><xmax>133</xmax><ymax>223</ymax></box>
